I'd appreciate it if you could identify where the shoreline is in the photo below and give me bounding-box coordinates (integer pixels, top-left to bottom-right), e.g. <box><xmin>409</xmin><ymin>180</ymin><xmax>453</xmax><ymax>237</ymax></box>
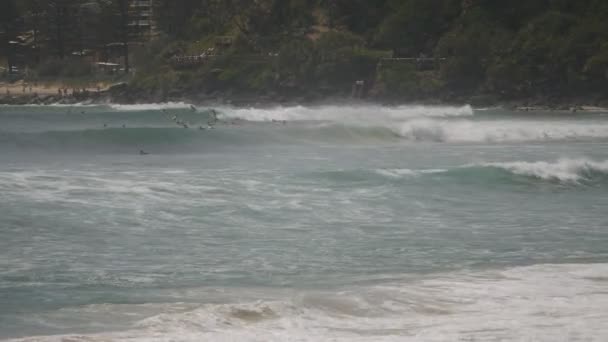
<box><xmin>1</xmin><ymin>87</ymin><xmax>607</xmax><ymax>113</ymax></box>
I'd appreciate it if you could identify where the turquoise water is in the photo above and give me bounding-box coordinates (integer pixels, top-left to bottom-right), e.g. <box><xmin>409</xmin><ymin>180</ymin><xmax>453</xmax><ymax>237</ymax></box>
<box><xmin>1</xmin><ymin>104</ymin><xmax>607</xmax><ymax>341</ymax></box>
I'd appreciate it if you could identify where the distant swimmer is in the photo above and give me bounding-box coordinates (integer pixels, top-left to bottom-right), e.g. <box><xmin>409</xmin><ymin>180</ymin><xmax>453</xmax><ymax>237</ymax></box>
<box><xmin>139</xmin><ymin>149</ymin><xmax>149</xmax><ymax>155</ymax></box>
<box><xmin>183</xmin><ymin>123</ymin><xmax>189</xmax><ymax>129</ymax></box>
<box><xmin>103</xmin><ymin>123</ymin><xmax>107</xmax><ymax>128</ymax></box>
<box><xmin>122</xmin><ymin>124</ymin><xmax>126</xmax><ymax>128</ymax></box>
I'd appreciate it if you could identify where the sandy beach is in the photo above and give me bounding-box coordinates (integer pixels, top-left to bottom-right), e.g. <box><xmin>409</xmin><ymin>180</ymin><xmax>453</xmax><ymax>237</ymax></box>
<box><xmin>1</xmin><ymin>80</ymin><xmax>108</xmax><ymax>97</ymax></box>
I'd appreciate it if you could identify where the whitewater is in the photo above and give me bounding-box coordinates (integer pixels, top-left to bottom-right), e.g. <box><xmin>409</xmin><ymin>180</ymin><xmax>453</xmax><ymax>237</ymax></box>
<box><xmin>1</xmin><ymin>104</ymin><xmax>607</xmax><ymax>341</ymax></box>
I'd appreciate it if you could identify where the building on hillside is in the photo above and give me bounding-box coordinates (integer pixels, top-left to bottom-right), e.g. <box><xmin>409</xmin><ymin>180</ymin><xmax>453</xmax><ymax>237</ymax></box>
<box><xmin>129</xmin><ymin>0</ymin><xmax>155</xmax><ymax>41</ymax></box>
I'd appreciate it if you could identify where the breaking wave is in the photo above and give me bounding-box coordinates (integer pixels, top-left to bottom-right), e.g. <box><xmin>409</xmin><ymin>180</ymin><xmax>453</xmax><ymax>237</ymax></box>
<box><xmin>107</xmin><ymin>102</ymin><xmax>195</xmax><ymax>111</ymax></box>
<box><xmin>375</xmin><ymin>158</ymin><xmax>608</xmax><ymax>183</ymax></box>
<box><xmin>394</xmin><ymin>118</ymin><xmax>608</xmax><ymax>142</ymax></box>
<box><xmin>219</xmin><ymin>104</ymin><xmax>474</xmax><ymax>122</ymax></box>
<box><xmin>478</xmin><ymin>158</ymin><xmax>608</xmax><ymax>183</ymax></box>
<box><xmin>328</xmin><ymin>158</ymin><xmax>608</xmax><ymax>185</ymax></box>
<box><xmin>6</xmin><ymin>263</ymin><xmax>608</xmax><ymax>342</ymax></box>
<box><xmin>2</xmin><ymin>104</ymin><xmax>608</xmax><ymax>149</ymax></box>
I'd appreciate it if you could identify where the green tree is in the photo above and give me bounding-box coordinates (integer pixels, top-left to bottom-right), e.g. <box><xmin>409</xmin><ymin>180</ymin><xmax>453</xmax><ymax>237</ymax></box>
<box><xmin>0</xmin><ymin>0</ymin><xmax>19</xmax><ymax>75</ymax></box>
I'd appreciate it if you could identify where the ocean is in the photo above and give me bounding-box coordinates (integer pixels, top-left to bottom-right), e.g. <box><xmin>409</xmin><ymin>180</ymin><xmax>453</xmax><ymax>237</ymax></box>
<box><xmin>0</xmin><ymin>103</ymin><xmax>607</xmax><ymax>341</ymax></box>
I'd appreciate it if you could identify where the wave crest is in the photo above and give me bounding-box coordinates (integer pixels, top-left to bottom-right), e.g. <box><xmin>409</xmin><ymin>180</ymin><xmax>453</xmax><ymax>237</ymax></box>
<box><xmin>479</xmin><ymin>158</ymin><xmax>608</xmax><ymax>182</ymax></box>
<box><xmin>370</xmin><ymin>159</ymin><xmax>608</xmax><ymax>184</ymax></box>
<box><xmin>108</xmin><ymin>102</ymin><xmax>195</xmax><ymax>111</ymax></box>
<box><xmin>396</xmin><ymin>119</ymin><xmax>608</xmax><ymax>142</ymax></box>
<box><xmin>220</xmin><ymin>104</ymin><xmax>473</xmax><ymax>122</ymax></box>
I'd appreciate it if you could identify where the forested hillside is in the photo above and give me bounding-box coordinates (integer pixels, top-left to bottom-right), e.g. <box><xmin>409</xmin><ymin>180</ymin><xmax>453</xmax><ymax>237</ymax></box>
<box><xmin>2</xmin><ymin>0</ymin><xmax>608</xmax><ymax>104</ymax></box>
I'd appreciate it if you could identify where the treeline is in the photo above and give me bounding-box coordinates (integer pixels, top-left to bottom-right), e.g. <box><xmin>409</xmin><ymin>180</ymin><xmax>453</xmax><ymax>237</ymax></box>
<box><xmin>2</xmin><ymin>0</ymin><xmax>608</xmax><ymax>103</ymax></box>
<box><xmin>134</xmin><ymin>0</ymin><xmax>608</xmax><ymax>102</ymax></box>
<box><xmin>0</xmin><ymin>0</ymin><xmax>131</xmax><ymax>78</ymax></box>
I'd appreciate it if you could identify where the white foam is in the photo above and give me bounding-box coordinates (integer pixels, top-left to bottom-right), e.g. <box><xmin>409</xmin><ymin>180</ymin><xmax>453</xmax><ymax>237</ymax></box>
<box><xmin>219</xmin><ymin>106</ymin><xmax>608</xmax><ymax>143</ymax></box>
<box><xmin>107</xmin><ymin>102</ymin><xmax>194</xmax><ymax>111</ymax></box>
<box><xmin>395</xmin><ymin>118</ymin><xmax>608</xmax><ymax>142</ymax></box>
<box><xmin>219</xmin><ymin>104</ymin><xmax>474</xmax><ymax>122</ymax></box>
<box><xmin>480</xmin><ymin>158</ymin><xmax>608</xmax><ymax>182</ymax></box>
<box><xmin>375</xmin><ymin>168</ymin><xmax>447</xmax><ymax>178</ymax></box>
<box><xmin>7</xmin><ymin>263</ymin><xmax>608</xmax><ymax>342</ymax></box>
<box><xmin>0</xmin><ymin>169</ymin><xmax>203</xmax><ymax>207</ymax></box>
<box><xmin>0</xmin><ymin>103</ymin><xmax>97</xmax><ymax>108</ymax></box>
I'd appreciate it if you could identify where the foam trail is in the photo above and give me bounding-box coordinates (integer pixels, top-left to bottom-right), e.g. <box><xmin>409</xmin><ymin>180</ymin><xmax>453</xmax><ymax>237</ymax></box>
<box><xmin>479</xmin><ymin>158</ymin><xmax>608</xmax><ymax>182</ymax></box>
<box><xmin>219</xmin><ymin>104</ymin><xmax>474</xmax><ymax>122</ymax></box>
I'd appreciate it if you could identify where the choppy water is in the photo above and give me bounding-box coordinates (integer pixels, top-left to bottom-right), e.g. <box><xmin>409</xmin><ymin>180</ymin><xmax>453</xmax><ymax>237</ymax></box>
<box><xmin>1</xmin><ymin>103</ymin><xmax>607</xmax><ymax>341</ymax></box>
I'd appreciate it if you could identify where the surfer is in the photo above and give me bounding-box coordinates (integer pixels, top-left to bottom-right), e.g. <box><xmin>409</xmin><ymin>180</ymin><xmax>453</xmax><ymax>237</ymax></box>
<box><xmin>139</xmin><ymin>149</ymin><xmax>149</xmax><ymax>155</ymax></box>
<box><xmin>190</xmin><ymin>104</ymin><xmax>197</xmax><ymax>112</ymax></box>
<box><xmin>103</xmin><ymin>123</ymin><xmax>107</xmax><ymax>128</ymax></box>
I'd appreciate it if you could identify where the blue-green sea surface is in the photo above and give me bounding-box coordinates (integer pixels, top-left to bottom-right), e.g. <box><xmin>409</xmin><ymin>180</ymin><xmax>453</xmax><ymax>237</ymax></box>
<box><xmin>1</xmin><ymin>103</ymin><xmax>607</xmax><ymax>341</ymax></box>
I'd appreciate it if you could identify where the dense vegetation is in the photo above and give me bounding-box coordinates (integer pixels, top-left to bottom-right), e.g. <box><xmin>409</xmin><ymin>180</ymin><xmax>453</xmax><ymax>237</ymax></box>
<box><xmin>2</xmin><ymin>0</ymin><xmax>608</xmax><ymax>104</ymax></box>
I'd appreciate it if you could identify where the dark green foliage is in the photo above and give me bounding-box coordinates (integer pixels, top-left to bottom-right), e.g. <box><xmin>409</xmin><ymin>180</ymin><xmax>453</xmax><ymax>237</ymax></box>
<box><xmin>3</xmin><ymin>0</ymin><xmax>608</xmax><ymax>100</ymax></box>
<box><xmin>36</xmin><ymin>58</ymin><xmax>93</xmax><ymax>77</ymax></box>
